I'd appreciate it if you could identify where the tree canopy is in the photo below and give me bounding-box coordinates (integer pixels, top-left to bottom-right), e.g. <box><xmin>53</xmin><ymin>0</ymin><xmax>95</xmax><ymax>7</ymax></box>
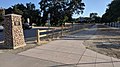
<box><xmin>0</xmin><ymin>9</ymin><xmax>5</xmax><ymax>24</ymax></box>
<box><xmin>102</xmin><ymin>0</ymin><xmax>120</xmax><ymax>22</ymax></box>
<box><xmin>5</xmin><ymin>0</ymin><xmax>85</xmax><ymax>26</ymax></box>
<box><xmin>5</xmin><ymin>3</ymin><xmax>41</xmax><ymax>25</ymax></box>
<box><xmin>90</xmin><ymin>13</ymin><xmax>98</xmax><ymax>18</ymax></box>
<box><xmin>39</xmin><ymin>0</ymin><xmax>85</xmax><ymax>26</ymax></box>
<box><xmin>89</xmin><ymin>13</ymin><xmax>101</xmax><ymax>23</ymax></box>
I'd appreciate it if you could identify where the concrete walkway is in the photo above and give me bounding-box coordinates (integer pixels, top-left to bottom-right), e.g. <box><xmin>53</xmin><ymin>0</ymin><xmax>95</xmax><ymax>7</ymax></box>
<box><xmin>19</xmin><ymin>40</ymin><xmax>120</xmax><ymax>67</ymax></box>
<box><xmin>19</xmin><ymin>24</ymin><xmax>120</xmax><ymax>67</ymax></box>
<box><xmin>0</xmin><ymin>24</ymin><xmax>120</xmax><ymax>67</ymax></box>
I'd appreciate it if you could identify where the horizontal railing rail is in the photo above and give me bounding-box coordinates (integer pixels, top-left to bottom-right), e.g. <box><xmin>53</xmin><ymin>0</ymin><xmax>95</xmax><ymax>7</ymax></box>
<box><xmin>36</xmin><ymin>24</ymin><xmax>93</xmax><ymax>44</ymax></box>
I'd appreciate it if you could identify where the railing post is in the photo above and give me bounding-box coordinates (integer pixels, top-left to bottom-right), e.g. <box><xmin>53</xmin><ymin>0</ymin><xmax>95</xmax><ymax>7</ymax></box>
<box><xmin>64</xmin><ymin>26</ymin><xmax>67</xmax><ymax>35</ymax></box>
<box><xmin>52</xmin><ymin>28</ymin><xmax>55</xmax><ymax>39</ymax></box>
<box><xmin>118</xmin><ymin>22</ymin><xmax>120</xmax><ymax>28</ymax></box>
<box><xmin>61</xmin><ymin>25</ymin><xmax>63</xmax><ymax>36</ymax></box>
<box><xmin>37</xmin><ymin>30</ymin><xmax>40</xmax><ymax>44</ymax></box>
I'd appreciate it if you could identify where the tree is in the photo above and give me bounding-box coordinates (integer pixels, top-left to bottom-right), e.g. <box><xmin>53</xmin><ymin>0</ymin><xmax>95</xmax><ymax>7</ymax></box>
<box><xmin>90</xmin><ymin>13</ymin><xmax>98</xmax><ymax>18</ymax></box>
<box><xmin>39</xmin><ymin>0</ymin><xmax>85</xmax><ymax>26</ymax></box>
<box><xmin>117</xmin><ymin>17</ymin><xmax>120</xmax><ymax>22</ymax></box>
<box><xmin>25</xmin><ymin>2</ymin><xmax>41</xmax><ymax>25</ymax></box>
<box><xmin>0</xmin><ymin>16</ymin><xmax>4</xmax><ymax>25</ymax></box>
<box><xmin>5</xmin><ymin>3</ymin><xmax>27</xmax><ymax>23</ymax></box>
<box><xmin>5</xmin><ymin>7</ymin><xmax>13</xmax><ymax>14</ymax></box>
<box><xmin>0</xmin><ymin>9</ymin><xmax>5</xmax><ymax>24</ymax></box>
<box><xmin>5</xmin><ymin>3</ymin><xmax>41</xmax><ymax>25</ymax></box>
<box><xmin>89</xmin><ymin>13</ymin><xmax>97</xmax><ymax>22</ymax></box>
<box><xmin>26</xmin><ymin>2</ymin><xmax>35</xmax><ymax>10</ymax></box>
<box><xmin>89</xmin><ymin>13</ymin><xmax>101</xmax><ymax>23</ymax></box>
<box><xmin>102</xmin><ymin>0</ymin><xmax>120</xmax><ymax>22</ymax></box>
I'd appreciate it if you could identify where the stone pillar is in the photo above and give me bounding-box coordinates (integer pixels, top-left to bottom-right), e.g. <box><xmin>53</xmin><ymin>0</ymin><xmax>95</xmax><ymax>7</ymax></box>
<box><xmin>4</xmin><ymin>14</ymin><xmax>26</xmax><ymax>49</ymax></box>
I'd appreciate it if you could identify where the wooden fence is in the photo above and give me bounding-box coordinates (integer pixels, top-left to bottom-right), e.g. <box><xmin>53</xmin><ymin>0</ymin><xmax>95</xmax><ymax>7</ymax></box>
<box><xmin>36</xmin><ymin>24</ymin><xmax>91</xmax><ymax>44</ymax></box>
<box><xmin>36</xmin><ymin>26</ymin><xmax>71</xmax><ymax>44</ymax></box>
<box><xmin>37</xmin><ymin>29</ymin><xmax>53</xmax><ymax>43</ymax></box>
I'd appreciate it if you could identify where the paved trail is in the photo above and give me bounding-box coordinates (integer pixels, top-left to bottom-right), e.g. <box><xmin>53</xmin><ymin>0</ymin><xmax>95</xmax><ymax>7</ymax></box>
<box><xmin>0</xmin><ymin>24</ymin><xmax>120</xmax><ymax>67</ymax></box>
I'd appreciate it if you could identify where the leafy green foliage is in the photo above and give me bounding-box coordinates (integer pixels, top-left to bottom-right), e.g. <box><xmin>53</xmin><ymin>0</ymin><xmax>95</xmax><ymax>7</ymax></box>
<box><xmin>90</xmin><ymin>13</ymin><xmax>98</xmax><ymax>18</ymax></box>
<box><xmin>5</xmin><ymin>0</ymin><xmax>85</xmax><ymax>26</ymax></box>
<box><xmin>89</xmin><ymin>13</ymin><xmax>101</xmax><ymax>23</ymax></box>
<box><xmin>102</xmin><ymin>0</ymin><xmax>120</xmax><ymax>22</ymax></box>
<box><xmin>5</xmin><ymin>3</ymin><xmax>41</xmax><ymax>25</ymax></box>
<box><xmin>39</xmin><ymin>0</ymin><xmax>85</xmax><ymax>26</ymax></box>
<box><xmin>0</xmin><ymin>16</ymin><xmax>4</xmax><ymax>24</ymax></box>
<box><xmin>117</xmin><ymin>17</ymin><xmax>120</xmax><ymax>22</ymax></box>
<box><xmin>0</xmin><ymin>9</ymin><xmax>4</xmax><ymax>24</ymax></box>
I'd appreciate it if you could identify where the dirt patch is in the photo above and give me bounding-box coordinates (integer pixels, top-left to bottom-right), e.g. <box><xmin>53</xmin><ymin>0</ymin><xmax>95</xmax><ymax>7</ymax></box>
<box><xmin>84</xmin><ymin>25</ymin><xmax>120</xmax><ymax>59</ymax></box>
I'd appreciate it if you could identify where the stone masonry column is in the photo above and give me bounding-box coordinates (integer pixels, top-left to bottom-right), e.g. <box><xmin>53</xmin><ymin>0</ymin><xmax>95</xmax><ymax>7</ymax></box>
<box><xmin>4</xmin><ymin>14</ymin><xmax>26</xmax><ymax>49</ymax></box>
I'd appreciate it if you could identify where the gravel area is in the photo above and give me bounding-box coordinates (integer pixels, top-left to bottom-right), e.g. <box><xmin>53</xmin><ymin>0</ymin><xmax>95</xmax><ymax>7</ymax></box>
<box><xmin>84</xmin><ymin>25</ymin><xmax>120</xmax><ymax>59</ymax></box>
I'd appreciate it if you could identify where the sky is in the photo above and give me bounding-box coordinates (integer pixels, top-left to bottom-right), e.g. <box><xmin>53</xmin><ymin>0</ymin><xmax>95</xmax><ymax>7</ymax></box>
<box><xmin>73</xmin><ymin>0</ymin><xmax>112</xmax><ymax>18</ymax></box>
<box><xmin>0</xmin><ymin>0</ymin><xmax>112</xmax><ymax>18</ymax></box>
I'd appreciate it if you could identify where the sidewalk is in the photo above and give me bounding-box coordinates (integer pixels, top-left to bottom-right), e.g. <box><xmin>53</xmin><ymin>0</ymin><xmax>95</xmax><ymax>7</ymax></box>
<box><xmin>19</xmin><ymin>24</ymin><xmax>120</xmax><ymax>67</ymax></box>
<box><xmin>19</xmin><ymin>40</ymin><xmax>120</xmax><ymax>67</ymax></box>
<box><xmin>0</xmin><ymin>24</ymin><xmax>120</xmax><ymax>67</ymax></box>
